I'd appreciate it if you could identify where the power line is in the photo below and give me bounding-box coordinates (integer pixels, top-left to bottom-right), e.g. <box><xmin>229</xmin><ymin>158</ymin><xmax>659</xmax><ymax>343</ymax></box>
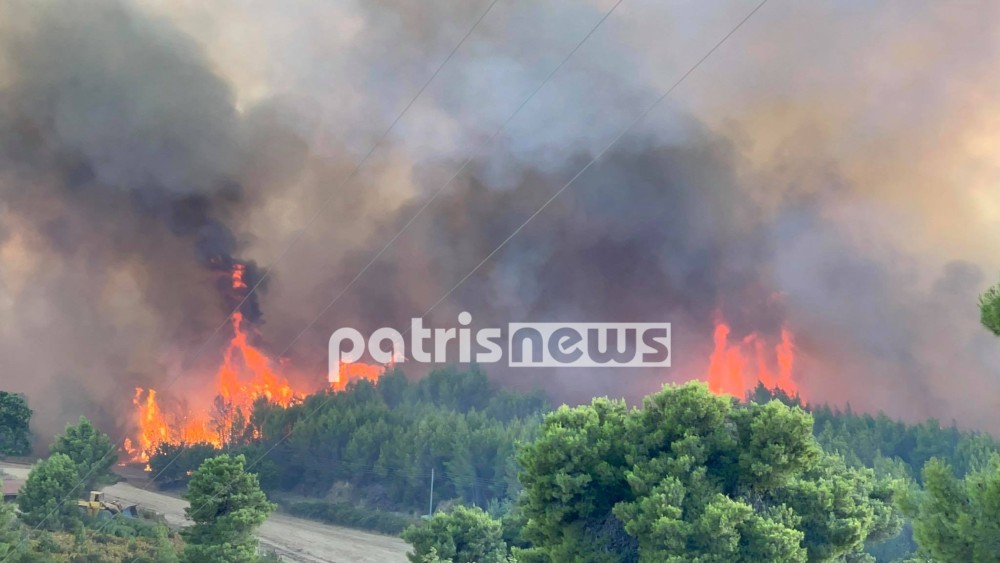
<box><xmin>275</xmin><ymin>0</ymin><xmax>627</xmax><ymax>359</ymax></box>
<box><xmin>418</xmin><ymin>0</ymin><xmax>770</xmax><ymax>322</ymax></box>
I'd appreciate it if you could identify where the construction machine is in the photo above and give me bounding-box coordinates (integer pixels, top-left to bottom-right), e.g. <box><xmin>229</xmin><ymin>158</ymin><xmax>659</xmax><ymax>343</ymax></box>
<box><xmin>77</xmin><ymin>491</ymin><xmax>139</xmax><ymax>519</ymax></box>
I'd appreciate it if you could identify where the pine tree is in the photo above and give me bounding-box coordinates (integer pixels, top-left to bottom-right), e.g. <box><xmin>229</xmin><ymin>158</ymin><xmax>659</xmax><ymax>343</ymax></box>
<box><xmin>16</xmin><ymin>453</ymin><xmax>82</xmax><ymax>530</ymax></box>
<box><xmin>181</xmin><ymin>454</ymin><xmax>275</xmax><ymax>562</ymax></box>
<box><xmin>50</xmin><ymin>416</ymin><xmax>117</xmax><ymax>491</ymax></box>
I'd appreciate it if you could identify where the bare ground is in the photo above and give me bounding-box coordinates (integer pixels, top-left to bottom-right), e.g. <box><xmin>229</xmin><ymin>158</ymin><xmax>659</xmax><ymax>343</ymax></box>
<box><xmin>0</xmin><ymin>462</ymin><xmax>31</xmax><ymax>480</ymax></box>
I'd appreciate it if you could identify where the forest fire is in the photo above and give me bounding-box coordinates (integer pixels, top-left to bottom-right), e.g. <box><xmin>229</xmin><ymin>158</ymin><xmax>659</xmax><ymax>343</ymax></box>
<box><xmin>122</xmin><ymin>264</ymin><xmax>798</xmax><ymax>464</ymax></box>
<box><xmin>706</xmin><ymin>320</ymin><xmax>799</xmax><ymax>400</ymax></box>
<box><xmin>123</xmin><ymin>264</ymin><xmax>389</xmax><ymax>465</ymax></box>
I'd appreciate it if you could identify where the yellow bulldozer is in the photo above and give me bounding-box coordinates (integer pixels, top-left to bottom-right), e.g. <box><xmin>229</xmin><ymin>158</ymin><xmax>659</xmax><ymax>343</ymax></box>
<box><xmin>77</xmin><ymin>491</ymin><xmax>139</xmax><ymax>519</ymax></box>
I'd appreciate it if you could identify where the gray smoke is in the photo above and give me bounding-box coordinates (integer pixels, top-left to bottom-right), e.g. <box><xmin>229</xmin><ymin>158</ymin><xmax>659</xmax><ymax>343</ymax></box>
<box><xmin>0</xmin><ymin>0</ymin><xmax>295</xmax><ymax>440</ymax></box>
<box><xmin>1</xmin><ymin>0</ymin><xmax>1000</xmax><ymax>444</ymax></box>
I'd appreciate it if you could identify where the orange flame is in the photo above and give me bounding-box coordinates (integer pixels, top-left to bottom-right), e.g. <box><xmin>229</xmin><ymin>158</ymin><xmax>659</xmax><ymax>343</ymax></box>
<box><xmin>125</xmin><ymin>264</ymin><xmax>389</xmax><ymax>464</ymax></box>
<box><xmin>329</xmin><ymin>350</ymin><xmax>401</xmax><ymax>392</ymax></box>
<box><xmin>707</xmin><ymin>321</ymin><xmax>799</xmax><ymax>400</ymax></box>
<box><xmin>126</xmin><ymin>387</ymin><xmax>225</xmax><ymax>465</ymax></box>
<box><xmin>330</xmin><ymin>362</ymin><xmax>384</xmax><ymax>392</ymax></box>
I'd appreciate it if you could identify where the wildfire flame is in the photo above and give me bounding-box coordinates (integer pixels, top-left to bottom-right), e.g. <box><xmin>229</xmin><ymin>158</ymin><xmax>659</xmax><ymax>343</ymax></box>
<box><xmin>706</xmin><ymin>320</ymin><xmax>799</xmax><ymax>400</ymax></box>
<box><xmin>124</xmin><ymin>263</ymin><xmax>390</xmax><ymax>465</ymax></box>
<box><xmin>125</xmin><ymin>265</ymin><xmax>797</xmax><ymax>465</ymax></box>
<box><xmin>329</xmin><ymin>347</ymin><xmax>403</xmax><ymax>391</ymax></box>
<box><xmin>330</xmin><ymin>362</ymin><xmax>384</xmax><ymax>392</ymax></box>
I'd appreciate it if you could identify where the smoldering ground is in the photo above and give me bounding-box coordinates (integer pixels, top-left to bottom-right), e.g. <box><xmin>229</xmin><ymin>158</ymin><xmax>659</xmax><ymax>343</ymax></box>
<box><xmin>1</xmin><ymin>0</ymin><xmax>999</xmax><ymax>444</ymax></box>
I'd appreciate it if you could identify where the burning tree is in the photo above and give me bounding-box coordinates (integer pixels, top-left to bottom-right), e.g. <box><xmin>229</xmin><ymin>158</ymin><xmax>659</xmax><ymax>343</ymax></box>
<box><xmin>125</xmin><ymin>261</ymin><xmax>393</xmax><ymax>467</ymax></box>
<box><xmin>706</xmin><ymin>320</ymin><xmax>800</xmax><ymax>401</ymax></box>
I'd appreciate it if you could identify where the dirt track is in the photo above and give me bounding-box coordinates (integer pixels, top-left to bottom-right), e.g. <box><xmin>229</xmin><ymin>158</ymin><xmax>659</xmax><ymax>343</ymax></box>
<box><xmin>0</xmin><ymin>462</ymin><xmax>30</xmax><ymax>480</ymax></box>
<box><xmin>2</xmin><ymin>463</ymin><xmax>408</xmax><ymax>563</ymax></box>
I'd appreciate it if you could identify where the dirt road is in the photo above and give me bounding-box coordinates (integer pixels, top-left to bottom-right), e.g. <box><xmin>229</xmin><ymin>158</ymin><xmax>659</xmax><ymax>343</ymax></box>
<box><xmin>2</xmin><ymin>463</ymin><xmax>408</xmax><ymax>563</ymax></box>
<box><xmin>0</xmin><ymin>462</ymin><xmax>31</xmax><ymax>480</ymax></box>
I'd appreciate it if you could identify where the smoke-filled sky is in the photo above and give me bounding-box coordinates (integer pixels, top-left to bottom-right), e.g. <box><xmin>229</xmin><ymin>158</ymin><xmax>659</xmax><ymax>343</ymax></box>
<box><xmin>1</xmin><ymin>0</ymin><xmax>999</xmax><ymax>440</ymax></box>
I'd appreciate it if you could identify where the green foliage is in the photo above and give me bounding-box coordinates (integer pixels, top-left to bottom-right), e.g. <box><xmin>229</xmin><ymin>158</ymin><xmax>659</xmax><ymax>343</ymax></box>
<box><xmin>50</xmin><ymin>416</ymin><xmax>117</xmax><ymax>491</ymax></box>
<box><xmin>0</xmin><ymin>498</ymin><xmax>26</xmax><ymax>560</ymax></box>
<box><xmin>150</xmin><ymin>524</ymin><xmax>181</xmax><ymax>563</ymax></box>
<box><xmin>980</xmin><ymin>282</ymin><xmax>1000</xmax><ymax>336</ymax></box>
<box><xmin>486</xmin><ymin>497</ymin><xmax>531</xmax><ymax>551</ymax></box>
<box><xmin>90</xmin><ymin>513</ymin><xmax>166</xmax><ymax>540</ymax></box>
<box><xmin>770</xmin><ymin>456</ymin><xmax>901</xmax><ymax>561</ymax></box>
<box><xmin>30</xmin><ymin>530</ymin><xmax>64</xmax><ymax>557</ymax></box>
<box><xmin>181</xmin><ymin>454</ymin><xmax>276</xmax><ymax>563</ymax></box>
<box><xmin>754</xmin><ymin>385</ymin><xmax>1000</xmax><ymax>481</ymax></box>
<box><xmin>16</xmin><ymin>453</ymin><xmax>82</xmax><ymax>530</ymax></box>
<box><xmin>755</xmin><ymin>387</ymin><xmax>1000</xmax><ymax>558</ymax></box>
<box><xmin>286</xmin><ymin>501</ymin><xmax>417</xmax><ymax>534</ymax></box>
<box><xmin>148</xmin><ymin>442</ymin><xmax>218</xmax><ymax>488</ymax></box>
<box><xmin>518</xmin><ymin>382</ymin><xmax>901</xmax><ymax>562</ymax></box>
<box><xmin>900</xmin><ymin>455</ymin><xmax>1000</xmax><ymax>562</ymax></box>
<box><xmin>402</xmin><ymin>505</ymin><xmax>510</xmax><ymax>563</ymax></box>
<box><xmin>410</xmin><ymin>366</ymin><xmax>495</xmax><ymax>412</ymax></box>
<box><xmin>517</xmin><ymin>396</ymin><xmax>631</xmax><ymax>562</ymax></box>
<box><xmin>11</xmin><ymin>524</ymin><xmax>180</xmax><ymax>563</ymax></box>
<box><xmin>0</xmin><ymin>391</ymin><xmax>32</xmax><ymax>456</ymax></box>
<box><xmin>157</xmin><ymin>367</ymin><xmax>547</xmax><ymax>514</ymax></box>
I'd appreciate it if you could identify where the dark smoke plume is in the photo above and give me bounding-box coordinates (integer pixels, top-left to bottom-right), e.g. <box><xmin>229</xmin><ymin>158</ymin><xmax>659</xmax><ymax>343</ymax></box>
<box><xmin>1</xmin><ymin>0</ymin><xmax>1000</xmax><ymax>440</ymax></box>
<box><xmin>0</xmin><ymin>0</ymin><xmax>294</xmax><ymax>439</ymax></box>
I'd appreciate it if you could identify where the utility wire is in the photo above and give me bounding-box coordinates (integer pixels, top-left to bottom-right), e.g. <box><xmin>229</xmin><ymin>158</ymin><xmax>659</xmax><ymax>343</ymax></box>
<box><xmin>418</xmin><ymin>0</ymin><xmax>770</xmax><ymax>322</ymax></box>
<box><xmin>275</xmin><ymin>0</ymin><xmax>628</xmax><ymax>359</ymax></box>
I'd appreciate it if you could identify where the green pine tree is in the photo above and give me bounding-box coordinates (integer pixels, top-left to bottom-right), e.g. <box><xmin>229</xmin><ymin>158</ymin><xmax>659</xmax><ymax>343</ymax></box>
<box><xmin>0</xmin><ymin>391</ymin><xmax>32</xmax><ymax>456</ymax></box>
<box><xmin>16</xmin><ymin>453</ymin><xmax>82</xmax><ymax>530</ymax></box>
<box><xmin>402</xmin><ymin>505</ymin><xmax>510</xmax><ymax>563</ymax></box>
<box><xmin>900</xmin><ymin>455</ymin><xmax>1000</xmax><ymax>562</ymax></box>
<box><xmin>181</xmin><ymin>454</ymin><xmax>276</xmax><ymax>563</ymax></box>
<box><xmin>518</xmin><ymin>382</ymin><xmax>902</xmax><ymax>562</ymax></box>
<box><xmin>50</xmin><ymin>416</ymin><xmax>118</xmax><ymax>491</ymax></box>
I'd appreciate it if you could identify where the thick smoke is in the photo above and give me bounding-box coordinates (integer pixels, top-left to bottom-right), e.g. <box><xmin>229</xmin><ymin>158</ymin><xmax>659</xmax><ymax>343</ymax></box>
<box><xmin>2</xmin><ymin>0</ymin><xmax>1000</xmax><ymax>442</ymax></box>
<box><xmin>0</xmin><ymin>0</ymin><xmax>290</xmax><ymax>440</ymax></box>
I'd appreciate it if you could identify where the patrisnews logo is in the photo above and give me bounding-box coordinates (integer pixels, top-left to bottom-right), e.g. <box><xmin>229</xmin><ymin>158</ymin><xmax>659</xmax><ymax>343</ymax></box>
<box><xmin>329</xmin><ymin>316</ymin><xmax>670</xmax><ymax>379</ymax></box>
<box><xmin>507</xmin><ymin>323</ymin><xmax>670</xmax><ymax>367</ymax></box>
